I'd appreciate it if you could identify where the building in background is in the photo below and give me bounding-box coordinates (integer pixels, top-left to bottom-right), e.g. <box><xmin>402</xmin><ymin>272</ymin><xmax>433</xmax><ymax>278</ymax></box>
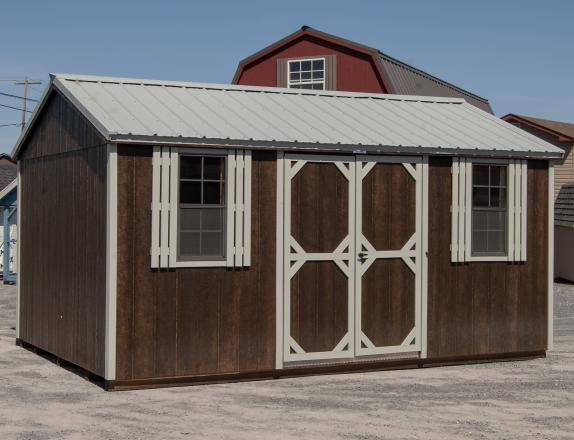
<box><xmin>233</xmin><ymin>26</ymin><xmax>493</xmax><ymax>113</ymax></box>
<box><xmin>0</xmin><ymin>154</ymin><xmax>16</xmax><ymax>283</ymax></box>
<box><xmin>502</xmin><ymin>114</ymin><xmax>574</xmax><ymax>199</ymax></box>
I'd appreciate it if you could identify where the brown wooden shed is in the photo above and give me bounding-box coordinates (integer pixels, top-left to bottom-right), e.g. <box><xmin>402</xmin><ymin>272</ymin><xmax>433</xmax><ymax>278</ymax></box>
<box><xmin>12</xmin><ymin>74</ymin><xmax>562</xmax><ymax>390</ymax></box>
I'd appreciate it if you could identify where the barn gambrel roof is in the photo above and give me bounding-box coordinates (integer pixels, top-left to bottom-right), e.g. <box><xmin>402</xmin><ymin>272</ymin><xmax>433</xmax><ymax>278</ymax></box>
<box><xmin>12</xmin><ymin>73</ymin><xmax>562</xmax><ymax>160</ymax></box>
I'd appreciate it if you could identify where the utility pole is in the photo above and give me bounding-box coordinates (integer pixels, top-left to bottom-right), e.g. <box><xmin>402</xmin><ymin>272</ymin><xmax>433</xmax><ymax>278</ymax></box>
<box><xmin>13</xmin><ymin>78</ymin><xmax>42</xmax><ymax>131</ymax></box>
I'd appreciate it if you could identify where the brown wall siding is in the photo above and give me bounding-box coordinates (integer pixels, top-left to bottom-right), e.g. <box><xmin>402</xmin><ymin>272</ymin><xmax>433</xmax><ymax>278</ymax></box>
<box><xmin>19</xmin><ymin>90</ymin><xmax>108</xmax><ymax>376</ymax></box>
<box><xmin>427</xmin><ymin>157</ymin><xmax>548</xmax><ymax>358</ymax></box>
<box><xmin>116</xmin><ymin>147</ymin><xmax>276</xmax><ymax>381</ymax></box>
<box><xmin>20</xmin><ymin>91</ymin><xmax>106</xmax><ymax>159</ymax></box>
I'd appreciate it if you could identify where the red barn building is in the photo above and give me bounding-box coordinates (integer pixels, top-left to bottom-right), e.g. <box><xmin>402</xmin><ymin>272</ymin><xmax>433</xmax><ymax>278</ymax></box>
<box><xmin>233</xmin><ymin>26</ymin><xmax>493</xmax><ymax>113</ymax></box>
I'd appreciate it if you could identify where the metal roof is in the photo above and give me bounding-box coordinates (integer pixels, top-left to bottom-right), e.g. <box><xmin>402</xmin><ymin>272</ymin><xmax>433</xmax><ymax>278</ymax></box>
<box><xmin>378</xmin><ymin>53</ymin><xmax>493</xmax><ymax>114</ymax></box>
<box><xmin>12</xmin><ymin>73</ymin><xmax>563</xmax><ymax>159</ymax></box>
<box><xmin>555</xmin><ymin>182</ymin><xmax>574</xmax><ymax>227</ymax></box>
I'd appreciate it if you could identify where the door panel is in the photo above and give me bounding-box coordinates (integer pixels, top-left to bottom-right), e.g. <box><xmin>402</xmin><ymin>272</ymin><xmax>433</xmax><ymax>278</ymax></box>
<box><xmin>281</xmin><ymin>154</ymin><xmax>424</xmax><ymax>364</ymax></box>
<box><xmin>355</xmin><ymin>156</ymin><xmax>422</xmax><ymax>357</ymax></box>
<box><xmin>284</xmin><ymin>155</ymin><xmax>355</xmax><ymax>362</ymax></box>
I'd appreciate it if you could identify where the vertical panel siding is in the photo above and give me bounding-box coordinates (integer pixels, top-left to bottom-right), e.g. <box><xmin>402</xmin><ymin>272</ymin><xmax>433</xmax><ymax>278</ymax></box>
<box><xmin>116</xmin><ymin>148</ymin><xmax>276</xmax><ymax>380</ymax></box>
<box><xmin>427</xmin><ymin>157</ymin><xmax>548</xmax><ymax>358</ymax></box>
<box><xmin>18</xmin><ymin>90</ymin><xmax>108</xmax><ymax>376</ymax></box>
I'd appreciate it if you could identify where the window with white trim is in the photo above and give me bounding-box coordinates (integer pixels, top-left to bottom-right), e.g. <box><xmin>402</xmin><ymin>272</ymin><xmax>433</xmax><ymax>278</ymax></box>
<box><xmin>288</xmin><ymin>58</ymin><xmax>325</xmax><ymax>90</ymax></box>
<box><xmin>151</xmin><ymin>147</ymin><xmax>251</xmax><ymax>268</ymax></box>
<box><xmin>451</xmin><ymin>158</ymin><xmax>527</xmax><ymax>263</ymax></box>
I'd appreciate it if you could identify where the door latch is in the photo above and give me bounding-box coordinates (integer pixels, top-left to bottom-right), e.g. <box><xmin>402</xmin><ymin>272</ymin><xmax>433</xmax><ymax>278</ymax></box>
<box><xmin>357</xmin><ymin>252</ymin><xmax>368</xmax><ymax>263</ymax></box>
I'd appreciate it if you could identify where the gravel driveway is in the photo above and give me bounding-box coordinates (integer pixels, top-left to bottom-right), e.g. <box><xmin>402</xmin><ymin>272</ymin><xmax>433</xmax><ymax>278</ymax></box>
<box><xmin>0</xmin><ymin>282</ymin><xmax>573</xmax><ymax>439</ymax></box>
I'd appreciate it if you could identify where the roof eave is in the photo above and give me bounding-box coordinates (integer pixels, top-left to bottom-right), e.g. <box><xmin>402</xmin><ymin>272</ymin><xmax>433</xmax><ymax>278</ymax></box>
<box><xmin>502</xmin><ymin>114</ymin><xmax>574</xmax><ymax>142</ymax></box>
<box><xmin>109</xmin><ymin>134</ymin><xmax>564</xmax><ymax>160</ymax></box>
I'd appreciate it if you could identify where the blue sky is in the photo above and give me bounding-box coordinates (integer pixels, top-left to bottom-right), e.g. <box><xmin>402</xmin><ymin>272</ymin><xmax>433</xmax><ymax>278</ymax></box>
<box><xmin>1</xmin><ymin>0</ymin><xmax>573</xmax><ymax>153</ymax></box>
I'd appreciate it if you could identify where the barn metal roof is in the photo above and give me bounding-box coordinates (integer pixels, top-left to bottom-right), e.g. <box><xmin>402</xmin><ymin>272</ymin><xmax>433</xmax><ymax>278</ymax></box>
<box><xmin>12</xmin><ymin>73</ymin><xmax>563</xmax><ymax>159</ymax></box>
<box><xmin>378</xmin><ymin>53</ymin><xmax>493</xmax><ymax>114</ymax></box>
<box><xmin>555</xmin><ymin>182</ymin><xmax>574</xmax><ymax>227</ymax></box>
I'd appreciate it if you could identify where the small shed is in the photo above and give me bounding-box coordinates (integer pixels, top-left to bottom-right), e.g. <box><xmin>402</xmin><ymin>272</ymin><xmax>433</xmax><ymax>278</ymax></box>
<box><xmin>12</xmin><ymin>74</ymin><xmax>562</xmax><ymax>390</ymax></box>
<box><xmin>554</xmin><ymin>182</ymin><xmax>574</xmax><ymax>281</ymax></box>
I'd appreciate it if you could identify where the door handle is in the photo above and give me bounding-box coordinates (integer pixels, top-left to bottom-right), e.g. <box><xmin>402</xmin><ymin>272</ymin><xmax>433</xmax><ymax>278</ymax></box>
<box><xmin>357</xmin><ymin>252</ymin><xmax>368</xmax><ymax>262</ymax></box>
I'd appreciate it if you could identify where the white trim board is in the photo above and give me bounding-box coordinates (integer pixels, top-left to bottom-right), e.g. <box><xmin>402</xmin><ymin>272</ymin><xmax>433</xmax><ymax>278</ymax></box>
<box><xmin>548</xmin><ymin>163</ymin><xmax>554</xmax><ymax>350</ymax></box>
<box><xmin>105</xmin><ymin>143</ymin><xmax>118</xmax><ymax>380</ymax></box>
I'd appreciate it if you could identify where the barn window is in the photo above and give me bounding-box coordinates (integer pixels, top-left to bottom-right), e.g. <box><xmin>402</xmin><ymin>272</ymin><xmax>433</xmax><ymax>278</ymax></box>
<box><xmin>471</xmin><ymin>164</ymin><xmax>507</xmax><ymax>256</ymax></box>
<box><xmin>151</xmin><ymin>147</ymin><xmax>252</xmax><ymax>268</ymax></box>
<box><xmin>451</xmin><ymin>158</ymin><xmax>527</xmax><ymax>263</ymax></box>
<box><xmin>288</xmin><ymin>58</ymin><xmax>325</xmax><ymax>90</ymax></box>
<box><xmin>178</xmin><ymin>155</ymin><xmax>226</xmax><ymax>260</ymax></box>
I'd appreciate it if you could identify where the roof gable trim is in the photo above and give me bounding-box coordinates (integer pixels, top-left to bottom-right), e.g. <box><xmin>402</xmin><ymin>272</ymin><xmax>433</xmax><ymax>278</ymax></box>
<box><xmin>502</xmin><ymin>114</ymin><xmax>574</xmax><ymax>142</ymax></box>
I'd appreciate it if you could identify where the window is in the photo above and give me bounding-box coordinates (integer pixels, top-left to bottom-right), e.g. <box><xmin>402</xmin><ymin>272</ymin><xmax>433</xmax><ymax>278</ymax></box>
<box><xmin>179</xmin><ymin>155</ymin><xmax>226</xmax><ymax>260</ymax></box>
<box><xmin>288</xmin><ymin>58</ymin><xmax>325</xmax><ymax>90</ymax></box>
<box><xmin>151</xmin><ymin>147</ymin><xmax>252</xmax><ymax>268</ymax></box>
<box><xmin>471</xmin><ymin>164</ymin><xmax>507</xmax><ymax>256</ymax></box>
<box><xmin>451</xmin><ymin>158</ymin><xmax>527</xmax><ymax>263</ymax></box>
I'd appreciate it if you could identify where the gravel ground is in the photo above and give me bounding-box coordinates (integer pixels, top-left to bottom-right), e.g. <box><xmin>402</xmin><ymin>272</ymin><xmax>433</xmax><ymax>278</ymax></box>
<box><xmin>0</xmin><ymin>283</ymin><xmax>573</xmax><ymax>440</ymax></box>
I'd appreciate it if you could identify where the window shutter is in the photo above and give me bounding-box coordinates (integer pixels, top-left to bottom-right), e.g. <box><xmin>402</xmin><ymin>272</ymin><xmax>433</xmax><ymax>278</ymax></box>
<box><xmin>151</xmin><ymin>147</ymin><xmax>252</xmax><ymax>268</ymax></box>
<box><xmin>277</xmin><ymin>59</ymin><xmax>287</xmax><ymax>88</ymax></box>
<box><xmin>226</xmin><ymin>149</ymin><xmax>252</xmax><ymax>267</ymax></box>
<box><xmin>450</xmin><ymin>158</ymin><xmax>527</xmax><ymax>263</ymax></box>
<box><xmin>325</xmin><ymin>55</ymin><xmax>337</xmax><ymax>90</ymax></box>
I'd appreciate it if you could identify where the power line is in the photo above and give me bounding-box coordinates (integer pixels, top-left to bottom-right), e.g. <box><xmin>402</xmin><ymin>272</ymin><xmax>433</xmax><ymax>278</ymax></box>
<box><xmin>0</xmin><ymin>92</ymin><xmax>38</xmax><ymax>102</ymax></box>
<box><xmin>0</xmin><ymin>102</ymin><xmax>33</xmax><ymax>113</ymax></box>
<box><xmin>0</xmin><ymin>123</ymin><xmax>20</xmax><ymax>128</ymax></box>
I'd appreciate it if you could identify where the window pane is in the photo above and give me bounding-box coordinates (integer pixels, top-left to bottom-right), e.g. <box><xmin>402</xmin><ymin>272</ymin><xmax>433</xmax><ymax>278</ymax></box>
<box><xmin>203</xmin><ymin>181</ymin><xmax>223</xmax><ymax>204</ymax></box>
<box><xmin>180</xmin><ymin>231</ymin><xmax>200</xmax><ymax>256</ymax></box>
<box><xmin>473</xmin><ymin>165</ymin><xmax>489</xmax><ymax>186</ymax></box>
<box><xmin>487</xmin><ymin>210</ymin><xmax>505</xmax><ymax>231</ymax></box>
<box><xmin>490</xmin><ymin>166</ymin><xmax>507</xmax><ymax>186</ymax></box>
<box><xmin>312</xmin><ymin>71</ymin><xmax>324</xmax><ymax>80</ymax></box>
<box><xmin>472</xmin><ymin>187</ymin><xmax>489</xmax><ymax>207</ymax></box>
<box><xmin>204</xmin><ymin>156</ymin><xmax>224</xmax><ymax>180</ymax></box>
<box><xmin>312</xmin><ymin>59</ymin><xmax>324</xmax><ymax>70</ymax></box>
<box><xmin>472</xmin><ymin>230</ymin><xmax>488</xmax><ymax>253</ymax></box>
<box><xmin>490</xmin><ymin>188</ymin><xmax>506</xmax><ymax>208</ymax></box>
<box><xmin>180</xmin><ymin>208</ymin><xmax>200</xmax><ymax>231</ymax></box>
<box><xmin>290</xmin><ymin>72</ymin><xmax>300</xmax><ymax>81</ymax></box>
<box><xmin>488</xmin><ymin>231</ymin><xmax>506</xmax><ymax>253</ymax></box>
<box><xmin>201</xmin><ymin>208</ymin><xmax>223</xmax><ymax>231</ymax></box>
<box><xmin>312</xmin><ymin>83</ymin><xmax>324</xmax><ymax>90</ymax></box>
<box><xmin>473</xmin><ymin>210</ymin><xmax>488</xmax><ymax>230</ymax></box>
<box><xmin>298</xmin><ymin>84</ymin><xmax>314</xmax><ymax>89</ymax></box>
<box><xmin>301</xmin><ymin>60</ymin><xmax>311</xmax><ymax>71</ymax></box>
<box><xmin>180</xmin><ymin>181</ymin><xmax>201</xmax><ymax>204</ymax></box>
<box><xmin>289</xmin><ymin>61</ymin><xmax>300</xmax><ymax>72</ymax></box>
<box><xmin>201</xmin><ymin>231</ymin><xmax>223</xmax><ymax>256</ymax></box>
<box><xmin>180</xmin><ymin>156</ymin><xmax>202</xmax><ymax>179</ymax></box>
<box><xmin>301</xmin><ymin>71</ymin><xmax>311</xmax><ymax>80</ymax></box>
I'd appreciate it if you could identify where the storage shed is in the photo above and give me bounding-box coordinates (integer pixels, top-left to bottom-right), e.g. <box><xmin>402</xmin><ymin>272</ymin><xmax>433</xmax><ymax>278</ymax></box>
<box><xmin>13</xmin><ymin>74</ymin><xmax>562</xmax><ymax>390</ymax></box>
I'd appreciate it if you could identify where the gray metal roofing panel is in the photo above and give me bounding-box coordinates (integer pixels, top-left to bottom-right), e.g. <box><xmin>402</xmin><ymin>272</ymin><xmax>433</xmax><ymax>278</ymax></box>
<box><xmin>12</xmin><ymin>74</ymin><xmax>562</xmax><ymax>159</ymax></box>
<box><xmin>555</xmin><ymin>182</ymin><xmax>574</xmax><ymax>227</ymax></box>
<box><xmin>379</xmin><ymin>54</ymin><xmax>493</xmax><ymax>114</ymax></box>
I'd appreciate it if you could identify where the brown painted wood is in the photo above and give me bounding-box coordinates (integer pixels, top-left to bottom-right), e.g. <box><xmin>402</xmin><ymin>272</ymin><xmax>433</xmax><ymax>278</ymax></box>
<box><xmin>289</xmin><ymin>161</ymin><xmax>350</xmax><ymax>353</ymax></box>
<box><xmin>360</xmin><ymin>162</ymin><xmax>416</xmax><ymax>348</ymax></box>
<box><xmin>115</xmin><ymin>148</ymin><xmax>277</xmax><ymax>381</ymax></box>
<box><xmin>427</xmin><ymin>157</ymin><xmax>549</xmax><ymax>358</ymax></box>
<box><xmin>18</xmin><ymin>89</ymin><xmax>108</xmax><ymax>377</ymax></box>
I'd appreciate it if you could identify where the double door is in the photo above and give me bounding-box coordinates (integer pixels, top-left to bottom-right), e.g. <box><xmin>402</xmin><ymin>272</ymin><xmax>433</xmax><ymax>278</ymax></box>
<box><xmin>280</xmin><ymin>154</ymin><xmax>426</xmax><ymax>364</ymax></box>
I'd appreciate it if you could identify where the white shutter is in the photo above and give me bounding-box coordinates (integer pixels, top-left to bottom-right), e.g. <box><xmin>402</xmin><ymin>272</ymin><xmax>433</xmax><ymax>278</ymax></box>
<box><xmin>450</xmin><ymin>158</ymin><xmax>527</xmax><ymax>263</ymax></box>
<box><xmin>151</xmin><ymin>146</ymin><xmax>252</xmax><ymax>268</ymax></box>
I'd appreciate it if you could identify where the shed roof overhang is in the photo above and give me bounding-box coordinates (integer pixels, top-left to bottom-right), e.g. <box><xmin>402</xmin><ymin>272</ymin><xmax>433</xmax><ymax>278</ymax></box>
<box><xmin>11</xmin><ymin>74</ymin><xmax>563</xmax><ymax>161</ymax></box>
<box><xmin>502</xmin><ymin>114</ymin><xmax>574</xmax><ymax>143</ymax></box>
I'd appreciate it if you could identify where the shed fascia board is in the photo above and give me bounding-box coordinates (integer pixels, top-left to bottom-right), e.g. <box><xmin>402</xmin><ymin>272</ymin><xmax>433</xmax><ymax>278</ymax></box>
<box><xmin>109</xmin><ymin>135</ymin><xmax>564</xmax><ymax>160</ymax></box>
<box><xmin>0</xmin><ymin>178</ymin><xmax>17</xmax><ymax>203</ymax></box>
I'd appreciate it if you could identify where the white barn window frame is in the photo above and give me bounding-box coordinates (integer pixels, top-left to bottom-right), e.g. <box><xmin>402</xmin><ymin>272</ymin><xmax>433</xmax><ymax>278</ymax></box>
<box><xmin>287</xmin><ymin>57</ymin><xmax>326</xmax><ymax>90</ymax></box>
<box><xmin>451</xmin><ymin>158</ymin><xmax>527</xmax><ymax>263</ymax></box>
<box><xmin>151</xmin><ymin>146</ymin><xmax>252</xmax><ymax>269</ymax></box>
